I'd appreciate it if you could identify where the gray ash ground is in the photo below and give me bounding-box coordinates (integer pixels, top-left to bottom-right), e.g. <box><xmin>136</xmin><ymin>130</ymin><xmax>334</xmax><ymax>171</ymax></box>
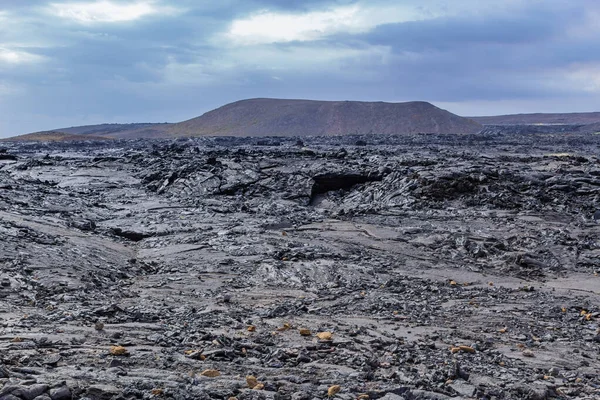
<box><xmin>0</xmin><ymin>133</ymin><xmax>599</xmax><ymax>400</ymax></box>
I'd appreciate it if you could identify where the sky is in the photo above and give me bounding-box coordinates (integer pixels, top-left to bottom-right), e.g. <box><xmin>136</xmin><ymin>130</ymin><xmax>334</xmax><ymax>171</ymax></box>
<box><xmin>1</xmin><ymin>0</ymin><xmax>600</xmax><ymax>137</ymax></box>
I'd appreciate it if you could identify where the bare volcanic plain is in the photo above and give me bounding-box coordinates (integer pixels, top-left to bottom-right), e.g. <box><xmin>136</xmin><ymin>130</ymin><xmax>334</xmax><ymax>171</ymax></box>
<box><xmin>0</xmin><ymin>132</ymin><xmax>599</xmax><ymax>399</ymax></box>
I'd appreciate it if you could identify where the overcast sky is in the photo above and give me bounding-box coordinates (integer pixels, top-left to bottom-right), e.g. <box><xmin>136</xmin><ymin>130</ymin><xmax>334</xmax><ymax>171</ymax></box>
<box><xmin>1</xmin><ymin>0</ymin><xmax>599</xmax><ymax>137</ymax></box>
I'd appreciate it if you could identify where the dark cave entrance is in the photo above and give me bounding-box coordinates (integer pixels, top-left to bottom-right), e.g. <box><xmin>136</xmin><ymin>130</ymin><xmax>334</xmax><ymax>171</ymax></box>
<box><xmin>309</xmin><ymin>172</ymin><xmax>383</xmax><ymax>205</ymax></box>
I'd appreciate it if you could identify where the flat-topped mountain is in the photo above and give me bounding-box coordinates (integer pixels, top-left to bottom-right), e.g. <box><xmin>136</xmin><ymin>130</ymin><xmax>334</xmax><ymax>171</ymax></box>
<box><xmin>168</xmin><ymin>98</ymin><xmax>482</xmax><ymax>137</ymax></box>
<box><xmin>6</xmin><ymin>98</ymin><xmax>483</xmax><ymax>141</ymax></box>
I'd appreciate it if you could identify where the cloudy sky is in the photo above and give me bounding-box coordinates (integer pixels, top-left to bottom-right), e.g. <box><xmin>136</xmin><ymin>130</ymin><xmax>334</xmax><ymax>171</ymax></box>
<box><xmin>1</xmin><ymin>0</ymin><xmax>599</xmax><ymax>137</ymax></box>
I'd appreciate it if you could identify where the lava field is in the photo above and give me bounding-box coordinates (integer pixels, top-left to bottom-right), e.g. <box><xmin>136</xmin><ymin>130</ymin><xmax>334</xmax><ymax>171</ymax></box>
<box><xmin>0</xmin><ymin>133</ymin><xmax>599</xmax><ymax>400</ymax></box>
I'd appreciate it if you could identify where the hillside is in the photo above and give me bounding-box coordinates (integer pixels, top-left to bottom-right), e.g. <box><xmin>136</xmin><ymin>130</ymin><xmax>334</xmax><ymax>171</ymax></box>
<box><xmin>1</xmin><ymin>131</ymin><xmax>113</xmax><ymax>142</ymax></box>
<box><xmin>471</xmin><ymin>112</ymin><xmax>600</xmax><ymax>125</ymax></box>
<box><xmin>55</xmin><ymin>122</ymin><xmax>172</xmax><ymax>139</ymax></box>
<box><xmin>57</xmin><ymin>122</ymin><xmax>171</xmax><ymax>136</ymax></box>
<box><xmin>582</xmin><ymin>122</ymin><xmax>600</xmax><ymax>133</ymax></box>
<box><xmin>167</xmin><ymin>98</ymin><xmax>482</xmax><ymax>137</ymax></box>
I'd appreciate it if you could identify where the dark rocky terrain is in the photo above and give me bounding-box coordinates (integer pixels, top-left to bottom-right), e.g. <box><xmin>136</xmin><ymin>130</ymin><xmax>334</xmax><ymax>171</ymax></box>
<box><xmin>0</xmin><ymin>133</ymin><xmax>599</xmax><ymax>400</ymax></box>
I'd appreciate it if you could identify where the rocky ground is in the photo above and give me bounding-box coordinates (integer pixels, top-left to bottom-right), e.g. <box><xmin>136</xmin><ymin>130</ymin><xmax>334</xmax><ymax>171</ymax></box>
<box><xmin>0</xmin><ymin>133</ymin><xmax>599</xmax><ymax>400</ymax></box>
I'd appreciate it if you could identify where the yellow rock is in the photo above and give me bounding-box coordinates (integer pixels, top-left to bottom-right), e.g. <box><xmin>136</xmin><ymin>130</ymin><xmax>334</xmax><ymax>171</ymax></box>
<box><xmin>328</xmin><ymin>385</ymin><xmax>341</xmax><ymax>397</ymax></box>
<box><xmin>247</xmin><ymin>325</ymin><xmax>256</xmax><ymax>332</ymax></box>
<box><xmin>317</xmin><ymin>331</ymin><xmax>333</xmax><ymax>341</ymax></box>
<box><xmin>299</xmin><ymin>328</ymin><xmax>311</xmax><ymax>336</ymax></box>
<box><xmin>450</xmin><ymin>345</ymin><xmax>475</xmax><ymax>354</ymax></box>
<box><xmin>277</xmin><ymin>323</ymin><xmax>291</xmax><ymax>331</ymax></box>
<box><xmin>246</xmin><ymin>375</ymin><xmax>260</xmax><ymax>388</ymax></box>
<box><xmin>522</xmin><ymin>349</ymin><xmax>534</xmax><ymax>357</ymax></box>
<box><xmin>449</xmin><ymin>280</ymin><xmax>457</xmax><ymax>286</ymax></box>
<box><xmin>357</xmin><ymin>394</ymin><xmax>369</xmax><ymax>400</ymax></box>
<box><xmin>151</xmin><ymin>388</ymin><xmax>164</xmax><ymax>396</ymax></box>
<box><xmin>184</xmin><ymin>349</ymin><xmax>205</xmax><ymax>360</ymax></box>
<box><xmin>11</xmin><ymin>337</ymin><xmax>23</xmax><ymax>343</ymax></box>
<box><xmin>253</xmin><ymin>383</ymin><xmax>265</xmax><ymax>390</ymax></box>
<box><xmin>110</xmin><ymin>346</ymin><xmax>129</xmax><ymax>356</ymax></box>
<box><xmin>546</xmin><ymin>152</ymin><xmax>573</xmax><ymax>157</ymax></box>
<box><xmin>200</xmin><ymin>369</ymin><xmax>221</xmax><ymax>377</ymax></box>
<box><xmin>499</xmin><ymin>327</ymin><xmax>508</xmax><ymax>333</ymax></box>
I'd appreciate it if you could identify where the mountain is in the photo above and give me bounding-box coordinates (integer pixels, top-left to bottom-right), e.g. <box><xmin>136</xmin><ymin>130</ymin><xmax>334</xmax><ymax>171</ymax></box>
<box><xmin>167</xmin><ymin>98</ymin><xmax>482</xmax><ymax>137</ymax></box>
<box><xmin>5</xmin><ymin>98</ymin><xmax>482</xmax><ymax>141</ymax></box>
<box><xmin>471</xmin><ymin>112</ymin><xmax>600</xmax><ymax>125</ymax></box>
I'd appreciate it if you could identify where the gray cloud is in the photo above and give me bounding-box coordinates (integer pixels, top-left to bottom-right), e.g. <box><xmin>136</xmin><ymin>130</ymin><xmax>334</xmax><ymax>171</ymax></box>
<box><xmin>0</xmin><ymin>0</ymin><xmax>599</xmax><ymax>137</ymax></box>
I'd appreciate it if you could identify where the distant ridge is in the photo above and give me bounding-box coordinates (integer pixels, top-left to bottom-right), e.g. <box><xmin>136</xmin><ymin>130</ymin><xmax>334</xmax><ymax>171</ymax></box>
<box><xmin>1</xmin><ymin>131</ymin><xmax>113</xmax><ymax>142</ymax></box>
<box><xmin>53</xmin><ymin>122</ymin><xmax>172</xmax><ymax>139</ymax></box>
<box><xmin>471</xmin><ymin>112</ymin><xmax>600</xmax><ymax>125</ymax></box>
<box><xmin>167</xmin><ymin>98</ymin><xmax>482</xmax><ymax>137</ymax></box>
